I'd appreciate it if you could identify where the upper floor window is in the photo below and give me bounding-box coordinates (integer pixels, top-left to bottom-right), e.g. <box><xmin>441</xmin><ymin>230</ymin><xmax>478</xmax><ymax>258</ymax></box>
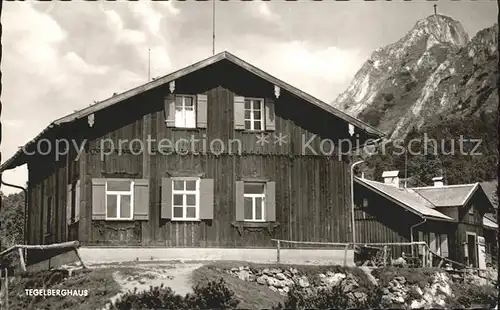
<box><xmin>244</xmin><ymin>183</ymin><xmax>266</xmax><ymax>222</ymax></box>
<box><xmin>469</xmin><ymin>204</ymin><xmax>474</xmax><ymax>215</ymax></box>
<box><xmin>172</xmin><ymin>178</ymin><xmax>200</xmax><ymax>220</ymax></box>
<box><xmin>244</xmin><ymin>98</ymin><xmax>264</xmax><ymax>131</ymax></box>
<box><xmin>106</xmin><ymin>179</ymin><xmax>134</xmax><ymax>220</ymax></box>
<box><xmin>175</xmin><ymin>95</ymin><xmax>196</xmax><ymax>128</ymax></box>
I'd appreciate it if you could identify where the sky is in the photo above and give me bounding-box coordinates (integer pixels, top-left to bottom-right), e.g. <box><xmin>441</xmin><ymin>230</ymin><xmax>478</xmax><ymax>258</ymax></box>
<box><xmin>1</xmin><ymin>0</ymin><xmax>497</xmax><ymax>194</ymax></box>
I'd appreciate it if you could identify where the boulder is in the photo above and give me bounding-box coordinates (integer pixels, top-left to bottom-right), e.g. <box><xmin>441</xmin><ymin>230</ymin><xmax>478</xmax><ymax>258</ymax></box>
<box><xmin>297</xmin><ymin>276</ymin><xmax>310</xmax><ymax>288</ymax></box>
<box><xmin>257</xmin><ymin>275</ymin><xmax>268</xmax><ymax>285</ymax></box>
<box><xmin>269</xmin><ymin>286</ymin><xmax>278</xmax><ymax>292</ymax></box>
<box><xmin>276</xmin><ymin>272</ymin><xmax>287</xmax><ymax>281</ymax></box>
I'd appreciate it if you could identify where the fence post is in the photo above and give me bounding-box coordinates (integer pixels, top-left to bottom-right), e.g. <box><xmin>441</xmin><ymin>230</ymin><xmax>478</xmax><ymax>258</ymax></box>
<box><xmin>422</xmin><ymin>246</ymin><xmax>427</xmax><ymax>268</ymax></box>
<box><xmin>4</xmin><ymin>268</ymin><xmax>8</xmax><ymax>310</ymax></box>
<box><xmin>18</xmin><ymin>248</ymin><xmax>26</xmax><ymax>272</ymax></box>
<box><xmin>343</xmin><ymin>244</ymin><xmax>350</xmax><ymax>267</ymax></box>
<box><xmin>276</xmin><ymin>240</ymin><xmax>281</xmax><ymax>263</ymax></box>
<box><xmin>383</xmin><ymin>246</ymin><xmax>387</xmax><ymax>267</ymax></box>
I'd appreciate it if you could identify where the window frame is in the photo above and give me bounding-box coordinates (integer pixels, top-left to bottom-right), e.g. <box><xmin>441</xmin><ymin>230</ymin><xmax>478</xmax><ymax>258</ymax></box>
<box><xmin>105</xmin><ymin>179</ymin><xmax>135</xmax><ymax>221</ymax></box>
<box><xmin>171</xmin><ymin>177</ymin><xmax>200</xmax><ymax>221</ymax></box>
<box><xmin>468</xmin><ymin>204</ymin><xmax>474</xmax><ymax>215</ymax></box>
<box><xmin>243</xmin><ymin>182</ymin><xmax>266</xmax><ymax>222</ymax></box>
<box><xmin>243</xmin><ymin>98</ymin><xmax>265</xmax><ymax>131</ymax></box>
<box><xmin>174</xmin><ymin>94</ymin><xmax>197</xmax><ymax>129</ymax></box>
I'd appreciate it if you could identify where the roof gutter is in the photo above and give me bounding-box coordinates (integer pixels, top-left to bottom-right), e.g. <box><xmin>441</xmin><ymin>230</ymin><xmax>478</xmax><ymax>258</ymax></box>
<box><xmin>0</xmin><ymin>176</ymin><xmax>28</xmax><ymax>250</ymax></box>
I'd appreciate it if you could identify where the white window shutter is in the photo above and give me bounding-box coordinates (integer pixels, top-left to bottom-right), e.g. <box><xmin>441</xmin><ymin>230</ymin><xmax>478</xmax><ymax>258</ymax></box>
<box><xmin>234</xmin><ymin>96</ymin><xmax>245</xmax><ymax>130</ymax></box>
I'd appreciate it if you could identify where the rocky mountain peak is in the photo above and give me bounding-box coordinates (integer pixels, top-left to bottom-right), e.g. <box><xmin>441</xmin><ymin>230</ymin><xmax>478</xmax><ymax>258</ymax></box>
<box><xmin>333</xmin><ymin>15</ymin><xmax>470</xmax><ymax>119</ymax></box>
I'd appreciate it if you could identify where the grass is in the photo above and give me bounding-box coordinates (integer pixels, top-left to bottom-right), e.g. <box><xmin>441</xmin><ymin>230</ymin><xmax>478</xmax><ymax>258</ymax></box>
<box><xmin>6</xmin><ymin>268</ymin><xmax>121</xmax><ymax>310</ymax></box>
<box><xmin>372</xmin><ymin>267</ymin><xmax>441</xmax><ymax>288</ymax></box>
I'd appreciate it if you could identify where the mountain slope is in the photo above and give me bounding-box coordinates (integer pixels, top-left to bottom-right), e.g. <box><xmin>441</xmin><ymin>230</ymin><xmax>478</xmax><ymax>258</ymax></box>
<box><xmin>332</xmin><ymin>14</ymin><xmax>497</xmax><ymax>140</ymax></box>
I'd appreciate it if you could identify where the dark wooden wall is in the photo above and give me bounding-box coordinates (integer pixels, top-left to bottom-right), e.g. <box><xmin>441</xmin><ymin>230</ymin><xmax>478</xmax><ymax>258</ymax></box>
<box><xmin>26</xmin><ymin>59</ymin><xmax>362</xmax><ymax>248</ymax></box>
<box><xmin>353</xmin><ymin>182</ymin><xmax>455</xmax><ymax>259</ymax></box>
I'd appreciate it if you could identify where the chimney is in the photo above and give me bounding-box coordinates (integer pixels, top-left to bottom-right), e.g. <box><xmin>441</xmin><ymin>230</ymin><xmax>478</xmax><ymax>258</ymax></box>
<box><xmin>382</xmin><ymin>170</ymin><xmax>401</xmax><ymax>187</ymax></box>
<box><xmin>432</xmin><ymin>176</ymin><xmax>444</xmax><ymax>187</ymax></box>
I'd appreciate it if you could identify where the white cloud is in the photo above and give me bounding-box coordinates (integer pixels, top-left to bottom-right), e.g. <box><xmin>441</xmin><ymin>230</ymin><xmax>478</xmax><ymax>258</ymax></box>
<box><xmin>251</xmin><ymin>2</ymin><xmax>281</xmax><ymax>22</ymax></box>
<box><xmin>64</xmin><ymin>52</ymin><xmax>110</xmax><ymax>75</ymax></box>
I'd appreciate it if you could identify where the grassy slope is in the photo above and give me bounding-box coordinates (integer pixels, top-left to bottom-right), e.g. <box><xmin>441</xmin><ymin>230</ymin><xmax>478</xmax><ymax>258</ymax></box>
<box><xmin>6</xmin><ymin>269</ymin><xmax>121</xmax><ymax>310</ymax></box>
<box><xmin>191</xmin><ymin>261</ymin><xmax>374</xmax><ymax>309</ymax></box>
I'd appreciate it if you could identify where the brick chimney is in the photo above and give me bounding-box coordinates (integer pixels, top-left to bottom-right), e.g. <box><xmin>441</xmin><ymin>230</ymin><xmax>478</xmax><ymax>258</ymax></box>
<box><xmin>432</xmin><ymin>176</ymin><xmax>444</xmax><ymax>187</ymax></box>
<box><xmin>382</xmin><ymin>170</ymin><xmax>400</xmax><ymax>187</ymax></box>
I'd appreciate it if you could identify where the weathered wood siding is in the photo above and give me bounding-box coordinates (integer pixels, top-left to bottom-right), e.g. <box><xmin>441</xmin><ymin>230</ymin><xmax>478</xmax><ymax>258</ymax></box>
<box><xmin>353</xmin><ymin>182</ymin><xmax>455</xmax><ymax>259</ymax></box>
<box><xmin>38</xmin><ymin>59</ymin><xmax>358</xmax><ymax>247</ymax></box>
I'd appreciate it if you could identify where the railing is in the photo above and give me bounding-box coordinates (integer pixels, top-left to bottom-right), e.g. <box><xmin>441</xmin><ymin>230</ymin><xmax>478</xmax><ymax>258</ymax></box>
<box><xmin>0</xmin><ymin>241</ymin><xmax>85</xmax><ymax>272</ymax></box>
<box><xmin>270</xmin><ymin>239</ymin><xmax>427</xmax><ymax>266</ymax></box>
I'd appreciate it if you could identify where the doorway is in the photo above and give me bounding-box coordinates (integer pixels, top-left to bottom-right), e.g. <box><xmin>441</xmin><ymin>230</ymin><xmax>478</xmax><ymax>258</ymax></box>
<box><xmin>466</xmin><ymin>232</ymin><xmax>477</xmax><ymax>267</ymax></box>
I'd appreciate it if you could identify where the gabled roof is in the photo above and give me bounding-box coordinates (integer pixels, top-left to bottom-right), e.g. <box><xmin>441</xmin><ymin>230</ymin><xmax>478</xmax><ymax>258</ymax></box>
<box><xmin>355</xmin><ymin>177</ymin><xmax>454</xmax><ymax>222</ymax></box>
<box><xmin>0</xmin><ymin>51</ymin><xmax>383</xmax><ymax>172</ymax></box>
<box><xmin>412</xmin><ymin>184</ymin><xmax>479</xmax><ymax>207</ymax></box>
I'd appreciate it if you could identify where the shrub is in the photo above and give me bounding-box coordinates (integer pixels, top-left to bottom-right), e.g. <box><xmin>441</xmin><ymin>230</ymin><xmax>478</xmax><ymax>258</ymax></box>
<box><xmin>186</xmin><ymin>278</ymin><xmax>239</xmax><ymax>309</ymax></box>
<box><xmin>112</xmin><ymin>278</ymin><xmax>239</xmax><ymax>310</ymax></box>
<box><xmin>275</xmin><ymin>278</ymin><xmax>382</xmax><ymax>309</ymax></box>
<box><xmin>449</xmin><ymin>282</ymin><xmax>498</xmax><ymax>309</ymax></box>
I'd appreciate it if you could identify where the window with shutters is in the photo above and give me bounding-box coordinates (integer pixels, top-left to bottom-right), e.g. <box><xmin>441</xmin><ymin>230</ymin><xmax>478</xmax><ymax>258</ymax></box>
<box><xmin>175</xmin><ymin>95</ymin><xmax>196</xmax><ymax>128</ymax></box>
<box><xmin>105</xmin><ymin>179</ymin><xmax>134</xmax><ymax>220</ymax></box>
<box><xmin>244</xmin><ymin>98</ymin><xmax>264</xmax><ymax>131</ymax></box>
<box><xmin>172</xmin><ymin>178</ymin><xmax>200</xmax><ymax>220</ymax></box>
<box><xmin>243</xmin><ymin>183</ymin><xmax>266</xmax><ymax>222</ymax></box>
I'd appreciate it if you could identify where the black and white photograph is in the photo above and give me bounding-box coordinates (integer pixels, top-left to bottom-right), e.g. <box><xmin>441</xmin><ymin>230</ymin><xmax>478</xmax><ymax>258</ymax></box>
<box><xmin>0</xmin><ymin>0</ymin><xmax>498</xmax><ymax>309</ymax></box>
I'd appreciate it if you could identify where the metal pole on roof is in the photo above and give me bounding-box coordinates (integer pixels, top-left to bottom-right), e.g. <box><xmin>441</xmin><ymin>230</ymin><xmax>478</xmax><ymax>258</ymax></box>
<box><xmin>212</xmin><ymin>0</ymin><xmax>216</xmax><ymax>55</ymax></box>
<box><xmin>148</xmin><ymin>48</ymin><xmax>151</xmax><ymax>82</ymax></box>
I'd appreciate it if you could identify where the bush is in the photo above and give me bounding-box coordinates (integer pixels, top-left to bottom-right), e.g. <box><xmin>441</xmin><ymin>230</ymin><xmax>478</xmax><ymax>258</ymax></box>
<box><xmin>448</xmin><ymin>282</ymin><xmax>498</xmax><ymax>309</ymax></box>
<box><xmin>112</xmin><ymin>278</ymin><xmax>239</xmax><ymax>310</ymax></box>
<box><xmin>275</xmin><ymin>279</ymin><xmax>382</xmax><ymax>309</ymax></box>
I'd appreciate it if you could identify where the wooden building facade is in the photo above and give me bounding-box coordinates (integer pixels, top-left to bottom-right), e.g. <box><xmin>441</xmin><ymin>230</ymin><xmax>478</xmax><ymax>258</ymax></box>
<box><xmin>1</xmin><ymin>52</ymin><xmax>382</xmax><ymax>263</ymax></box>
<box><xmin>354</xmin><ymin>173</ymin><xmax>496</xmax><ymax>268</ymax></box>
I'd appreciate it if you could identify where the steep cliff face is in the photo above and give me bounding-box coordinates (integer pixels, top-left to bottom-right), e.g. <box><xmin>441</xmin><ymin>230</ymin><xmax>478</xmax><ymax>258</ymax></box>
<box><xmin>332</xmin><ymin>14</ymin><xmax>497</xmax><ymax>140</ymax></box>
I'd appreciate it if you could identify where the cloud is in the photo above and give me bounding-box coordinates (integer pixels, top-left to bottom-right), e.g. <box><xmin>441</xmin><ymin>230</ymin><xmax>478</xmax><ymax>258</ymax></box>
<box><xmin>250</xmin><ymin>2</ymin><xmax>281</xmax><ymax>22</ymax></box>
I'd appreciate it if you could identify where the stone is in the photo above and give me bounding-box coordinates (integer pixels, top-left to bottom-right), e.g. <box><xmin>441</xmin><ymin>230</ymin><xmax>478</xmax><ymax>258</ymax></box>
<box><xmin>410</xmin><ymin>299</ymin><xmax>427</xmax><ymax>309</ymax></box>
<box><xmin>263</xmin><ymin>268</ymin><xmax>271</xmax><ymax>275</ymax></box>
<box><xmin>237</xmin><ymin>270</ymin><xmax>252</xmax><ymax>281</ymax></box>
<box><xmin>270</xmin><ymin>268</ymin><xmax>282</xmax><ymax>274</ymax></box>
<box><xmin>382</xmin><ymin>288</ymin><xmax>390</xmax><ymax>295</ymax></box>
<box><xmin>138</xmin><ymin>278</ymin><xmax>147</xmax><ymax>284</ymax></box>
<box><xmin>276</xmin><ymin>273</ymin><xmax>287</xmax><ymax>281</ymax></box>
<box><xmin>394</xmin><ymin>276</ymin><xmax>406</xmax><ymax>283</ymax></box>
<box><xmin>284</xmin><ymin>270</ymin><xmax>292</xmax><ymax>278</ymax></box>
<box><xmin>257</xmin><ymin>275</ymin><xmax>268</xmax><ymax>285</ymax></box>
<box><xmin>269</xmin><ymin>286</ymin><xmax>278</xmax><ymax>292</ymax></box>
<box><xmin>282</xmin><ymin>286</ymin><xmax>290</xmax><ymax>294</ymax></box>
<box><xmin>289</xmin><ymin>267</ymin><xmax>299</xmax><ymax>275</ymax></box>
<box><xmin>324</xmin><ymin>273</ymin><xmax>346</xmax><ymax>287</ymax></box>
<box><xmin>267</xmin><ymin>277</ymin><xmax>280</xmax><ymax>287</ymax></box>
<box><xmin>297</xmin><ymin>276</ymin><xmax>310</xmax><ymax>288</ymax></box>
<box><xmin>394</xmin><ymin>296</ymin><xmax>405</xmax><ymax>304</ymax></box>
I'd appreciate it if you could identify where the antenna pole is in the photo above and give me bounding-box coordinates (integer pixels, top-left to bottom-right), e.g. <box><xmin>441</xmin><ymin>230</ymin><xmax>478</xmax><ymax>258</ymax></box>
<box><xmin>433</xmin><ymin>4</ymin><xmax>437</xmax><ymax>16</ymax></box>
<box><xmin>148</xmin><ymin>48</ymin><xmax>151</xmax><ymax>81</ymax></box>
<box><xmin>212</xmin><ymin>0</ymin><xmax>216</xmax><ymax>55</ymax></box>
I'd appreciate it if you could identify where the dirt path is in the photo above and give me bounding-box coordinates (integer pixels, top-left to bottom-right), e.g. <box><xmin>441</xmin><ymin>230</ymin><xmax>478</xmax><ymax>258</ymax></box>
<box><xmin>96</xmin><ymin>262</ymin><xmax>204</xmax><ymax>309</ymax></box>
